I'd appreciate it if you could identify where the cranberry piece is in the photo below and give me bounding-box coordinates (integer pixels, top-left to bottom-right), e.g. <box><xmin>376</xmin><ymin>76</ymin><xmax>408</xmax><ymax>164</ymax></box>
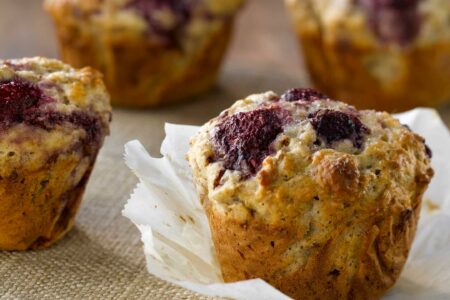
<box><xmin>213</xmin><ymin>108</ymin><xmax>287</xmax><ymax>177</ymax></box>
<box><xmin>0</xmin><ymin>79</ymin><xmax>51</xmax><ymax>128</ymax></box>
<box><xmin>125</xmin><ymin>0</ymin><xmax>192</xmax><ymax>46</ymax></box>
<box><xmin>309</xmin><ymin>110</ymin><xmax>369</xmax><ymax>148</ymax></box>
<box><xmin>280</xmin><ymin>88</ymin><xmax>326</xmax><ymax>102</ymax></box>
<box><xmin>357</xmin><ymin>0</ymin><xmax>421</xmax><ymax>45</ymax></box>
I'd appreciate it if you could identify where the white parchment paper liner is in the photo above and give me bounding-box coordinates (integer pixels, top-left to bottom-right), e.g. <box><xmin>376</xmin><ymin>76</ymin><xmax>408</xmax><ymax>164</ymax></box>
<box><xmin>123</xmin><ymin>108</ymin><xmax>450</xmax><ymax>300</ymax></box>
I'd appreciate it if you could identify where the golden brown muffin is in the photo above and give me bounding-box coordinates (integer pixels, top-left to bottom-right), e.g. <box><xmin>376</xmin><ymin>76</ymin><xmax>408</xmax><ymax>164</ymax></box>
<box><xmin>285</xmin><ymin>0</ymin><xmax>450</xmax><ymax>112</ymax></box>
<box><xmin>187</xmin><ymin>88</ymin><xmax>434</xmax><ymax>299</ymax></box>
<box><xmin>0</xmin><ymin>57</ymin><xmax>111</xmax><ymax>250</ymax></box>
<box><xmin>44</xmin><ymin>0</ymin><xmax>244</xmax><ymax>108</ymax></box>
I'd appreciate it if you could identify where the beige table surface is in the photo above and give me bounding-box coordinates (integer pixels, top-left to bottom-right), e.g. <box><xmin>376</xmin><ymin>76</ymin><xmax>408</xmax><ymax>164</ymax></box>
<box><xmin>1</xmin><ymin>1</ymin><xmax>449</xmax><ymax>299</ymax></box>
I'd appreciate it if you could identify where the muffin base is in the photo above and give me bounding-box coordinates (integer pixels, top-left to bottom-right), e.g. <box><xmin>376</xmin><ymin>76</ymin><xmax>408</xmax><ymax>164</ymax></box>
<box><xmin>30</xmin><ymin>163</ymin><xmax>94</xmax><ymax>250</ymax></box>
<box><xmin>297</xmin><ymin>32</ymin><xmax>450</xmax><ymax>112</ymax></box>
<box><xmin>206</xmin><ymin>199</ymin><xmax>421</xmax><ymax>300</ymax></box>
<box><xmin>52</xmin><ymin>17</ymin><xmax>234</xmax><ymax>108</ymax></box>
<box><xmin>0</xmin><ymin>151</ymin><xmax>97</xmax><ymax>251</ymax></box>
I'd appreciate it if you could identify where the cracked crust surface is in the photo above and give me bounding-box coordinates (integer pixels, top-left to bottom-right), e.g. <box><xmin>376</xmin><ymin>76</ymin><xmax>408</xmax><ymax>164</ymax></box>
<box><xmin>188</xmin><ymin>90</ymin><xmax>433</xmax><ymax>299</ymax></box>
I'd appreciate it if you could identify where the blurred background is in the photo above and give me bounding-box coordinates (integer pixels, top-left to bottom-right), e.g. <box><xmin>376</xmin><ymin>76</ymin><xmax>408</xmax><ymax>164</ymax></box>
<box><xmin>0</xmin><ymin>1</ymin><xmax>449</xmax><ymax>298</ymax></box>
<box><xmin>0</xmin><ymin>0</ymin><xmax>323</xmax><ymax>154</ymax></box>
<box><xmin>1</xmin><ymin>0</ymin><xmax>449</xmax><ymax>132</ymax></box>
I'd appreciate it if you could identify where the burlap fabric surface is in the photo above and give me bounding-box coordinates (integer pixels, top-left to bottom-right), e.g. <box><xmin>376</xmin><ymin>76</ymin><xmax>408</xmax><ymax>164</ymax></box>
<box><xmin>1</xmin><ymin>0</ymin><xmax>450</xmax><ymax>299</ymax></box>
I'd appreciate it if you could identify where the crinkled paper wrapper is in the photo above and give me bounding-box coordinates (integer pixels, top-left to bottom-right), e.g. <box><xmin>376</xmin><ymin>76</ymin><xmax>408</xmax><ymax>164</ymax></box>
<box><xmin>123</xmin><ymin>108</ymin><xmax>450</xmax><ymax>300</ymax></box>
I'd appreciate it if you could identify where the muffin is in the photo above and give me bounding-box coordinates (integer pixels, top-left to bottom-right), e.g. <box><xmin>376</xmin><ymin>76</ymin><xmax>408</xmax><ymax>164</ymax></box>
<box><xmin>44</xmin><ymin>0</ymin><xmax>244</xmax><ymax>107</ymax></box>
<box><xmin>285</xmin><ymin>0</ymin><xmax>450</xmax><ymax>112</ymax></box>
<box><xmin>0</xmin><ymin>57</ymin><xmax>111</xmax><ymax>250</ymax></box>
<box><xmin>187</xmin><ymin>88</ymin><xmax>434</xmax><ymax>299</ymax></box>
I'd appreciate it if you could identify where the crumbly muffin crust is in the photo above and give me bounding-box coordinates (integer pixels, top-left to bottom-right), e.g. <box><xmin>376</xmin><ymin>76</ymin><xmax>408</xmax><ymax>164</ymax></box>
<box><xmin>188</xmin><ymin>89</ymin><xmax>433</xmax><ymax>299</ymax></box>
<box><xmin>0</xmin><ymin>57</ymin><xmax>110</xmax><ymax>173</ymax></box>
<box><xmin>0</xmin><ymin>57</ymin><xmax>111</xmax><ymax>250</ymax></box>
<box><xmin>44</xmin><ymin>0</ymin><xmax>244</xmax><ymax>107</ymax></box>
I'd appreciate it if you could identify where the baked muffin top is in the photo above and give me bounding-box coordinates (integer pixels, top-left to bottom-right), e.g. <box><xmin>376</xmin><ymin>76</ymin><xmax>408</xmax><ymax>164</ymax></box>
<box><xmin>0</xmin><ymin>57</ymin><xmax>111</xmax><ymax>176</ymax></box>
<box><xmin>286</xmin><ymin>0</ymin><xmax>450</xmax><ymax>46</ymax></box>
<box><xmin>188</xmin><ymin>88</ymin><xmax>433</xmax><ymax>222</ymax></box>
<box><xmin>44</xmin><ymin>0</ymin><xmax>244</xmax><ymax>47</ymax></box>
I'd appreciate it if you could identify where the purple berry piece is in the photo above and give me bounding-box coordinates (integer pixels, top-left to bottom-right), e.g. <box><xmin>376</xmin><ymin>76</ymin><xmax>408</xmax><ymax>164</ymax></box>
<box><xmin>281</xmin><ymin>88</ymin><xmax>326</xmax><ymax>102</ymax></box>
<box><xmin>357</xmin><ymin>0</ymin><xmax>421</xmax><ymax>45</ymax></box>
<box><xmin>0</xmin><ymin>78</ymin><xmax>104</xmax><ymax>152</ymax></box>
<box><xmin>0</xmin><ymin>79</ymin><xmax>52</xmax><ymax>129</ymax></box>
<box><xmin>213</xmin><ymin>108</ymin><xmax>287</xmax><ymax>177</ymax></box>
<box><xmin>309</xmin><ymin>110</ymin><xmax>369</xmax><ymax>148</ymax></box>
<box><xmin>125</xmin><ymin>0</ymin><xmax>193</xmax><ymax>46</ymax></box>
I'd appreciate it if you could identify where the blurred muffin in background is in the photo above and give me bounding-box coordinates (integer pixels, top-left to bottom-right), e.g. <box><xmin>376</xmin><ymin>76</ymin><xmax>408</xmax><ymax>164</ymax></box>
<box><xmin>44</xmin><ymin>0</ymin><xmax>244</xmax><ymax>108</ymax></box>
<box><xmin>285</xmin><ymin>0</ymin><xmax>450</xmax><ymax>112</ymax></box>
<box><xmin>0</xmin><ymin>57</ymin><xmax>111</xmax><ymax>250</ymax></box>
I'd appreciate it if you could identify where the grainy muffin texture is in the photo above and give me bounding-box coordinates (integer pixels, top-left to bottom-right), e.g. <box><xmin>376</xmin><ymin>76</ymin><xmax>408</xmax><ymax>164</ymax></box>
<box><xmin>188</xmin><ymin>88</ymin><xmax>434</xmax><ymax>300</ymax></box>
<box><xmin>44</xmin><ymin>0</ymin><xmax>244</xmax><ymax>107</ymax></box>
<box><xmin>0</xmin><ymin>57</ymin><xmax>111</xmax><ymax>250</ymax></box>
<box><xmin>285</xmin><ymin>0</ymin><xmax>450</xmax><ymax>112</ymax></box>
